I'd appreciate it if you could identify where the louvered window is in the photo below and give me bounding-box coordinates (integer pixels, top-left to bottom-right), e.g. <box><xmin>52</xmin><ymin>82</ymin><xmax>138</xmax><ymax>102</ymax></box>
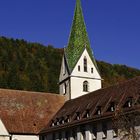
<box><xmin>84</xmin><ymin>57</ymin><xmax>87</xmax><ymax>72</ymax></box>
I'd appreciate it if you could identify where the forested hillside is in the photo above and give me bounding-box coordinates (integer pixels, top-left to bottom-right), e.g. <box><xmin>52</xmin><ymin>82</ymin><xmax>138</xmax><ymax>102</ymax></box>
<box><xmin>0</xmin><ymin>36</ymin><xmax>62</xmax><ymax>93</ymax></box>
<box><xmin>98</xmin><ymin>61</ymin><xmax>140</xmax><ymax>87</ymax></box>
<box><xmin>0</xmin><ymin>36</ymin><xmax>140</xmax><ymax>93</ymax></box>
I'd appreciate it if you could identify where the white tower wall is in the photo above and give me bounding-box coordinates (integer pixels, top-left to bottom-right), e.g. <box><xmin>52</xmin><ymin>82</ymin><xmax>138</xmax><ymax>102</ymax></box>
<box><xmin>70</xmin><ymin>49</ymin><xmax>101</xmax><ymax>99</ymax></box>
<box><xmin>59</xmin><ymin>49</ymin><xmax>102</xmax><ymax>100</ymax></box>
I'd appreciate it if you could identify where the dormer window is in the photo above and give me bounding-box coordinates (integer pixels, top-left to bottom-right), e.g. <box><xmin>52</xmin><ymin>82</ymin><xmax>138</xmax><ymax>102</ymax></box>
<box><xmin>84</xmin><ymin>57</ymin><xmax>87</xmax><ymax>72</ymax></box>
<box><xmin>60</xmin><ymin>117</ymin><xmax>65</xmax><ymax>124</ymax></box>
<box><xmin>107</xmin><ymin>102</ymin><xmax>115</xmax><ymax>112</ymax></box>
<box><xmin>83</xmin><ymin>109</ymin><xmax>90</xmax><ymax>118</ymax></box>
<box><xmin>123</xmin><ymin>97</ymin><xmax>133</xmax><ymax>108</ymax></box>
<box><xmin>98</xmin><ymin>109</ymin><xmax>101</xmax><ymax>115</ymax></box>
<box><xmin>76</xmin><ymin>112</ymin><xmax>80</xmax><ymax>120</ymax></box>
<box><xmin>128</xmin><ymin>100</ymin><xmax>132</xmax><ymax>107</ymax></box>
<box><xmin>83</xmin><ymin>81</ymin><xmax>88</xmax><ymax>92</ymax></box>
<box><xmin>56</xmin><ymin>121</ymin><xmax>59</xmax><ymax>125</ymax></box>
<box><xmin>56</xmin><ymin>118</ymin><xmax>59</xmax><ymax>125</ymax></box>
<box><xmin>51</xmin><ymin>120</ymin><xmax>55</xmax><ymax>127</ymax></box>
<box><xmin>86</xmin><ymin>109</ymin><xmax>90</xmax><ymax>118</ymax></box>
<box><xmin>111</xmin><ymin>106</ymin><xmax>115</xmax><ymax>112</ymax></box>
<box><xmin>65</xmin><ymin>115</ymin><xmax>70</xmax><ymax>123</ymax></box>
<box><xmin>62</xmin><ymin>119</ymin><xmax>65</xmax><ymax>124</ymax></box>
<box><xmin>95</xmin><ymin>106</ymin><xmax>101</xmax><ymax>115</ymax></box>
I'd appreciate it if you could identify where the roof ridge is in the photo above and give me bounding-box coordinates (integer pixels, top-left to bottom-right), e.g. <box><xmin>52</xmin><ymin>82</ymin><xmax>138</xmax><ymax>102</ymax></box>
<box><xmin>0</xmin><ymin>88</ymin><xmax>65</xmax><ymax>97</ymax></box>
<box><xmin>65</xmin><ymin>76</ymin><xmax>140</xmax><ymax>102</ymax></box>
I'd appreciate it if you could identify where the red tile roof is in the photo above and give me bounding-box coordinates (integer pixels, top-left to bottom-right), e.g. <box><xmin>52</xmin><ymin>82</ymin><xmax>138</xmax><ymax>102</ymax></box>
<box><xmin>0</xmin><ymin>89</ymin><xmax>65</xmax><ymax>134</ymax></box>
<box><xmin>41</xmin><ymin>76</ymin><xmax>140</xmax><ymax>133</ymax></box>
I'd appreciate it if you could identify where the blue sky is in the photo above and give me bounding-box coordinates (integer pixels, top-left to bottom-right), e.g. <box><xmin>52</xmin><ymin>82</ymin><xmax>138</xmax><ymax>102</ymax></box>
<box><xmin>0</xmin><ymin>0</ymin><xmax>140</xmax><ymax>69</ymax></box>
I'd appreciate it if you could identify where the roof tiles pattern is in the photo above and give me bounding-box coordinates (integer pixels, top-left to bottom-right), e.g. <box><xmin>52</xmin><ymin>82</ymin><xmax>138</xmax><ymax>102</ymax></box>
<box><xmin>0</xmin><ymin>89</ymin><xmax>65</xmax><ymax>134</ymax></box>
<box><xmin>65</xmin><ymin>0</ymin><xmax>98</xmax><ymax>72</ymax></box>
<box><xmin>41</xmin><ymin>76</ymin><xmax>140</xmax><ymax>133</ymax></box>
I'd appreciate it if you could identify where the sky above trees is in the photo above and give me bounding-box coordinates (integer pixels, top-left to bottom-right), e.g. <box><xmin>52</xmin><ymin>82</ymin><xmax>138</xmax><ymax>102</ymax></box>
<box><xmin>0</xmin><ymin>0</ymin><xmax>140</xmax><ymax>69</ymax></box>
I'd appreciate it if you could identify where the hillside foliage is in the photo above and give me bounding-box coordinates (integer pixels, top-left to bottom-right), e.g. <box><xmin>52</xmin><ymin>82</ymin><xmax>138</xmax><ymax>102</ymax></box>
<box><xmin>0</xmin><ymin>36</ymin><xmax>62</xmax><ymax>93</ymax></box>
<box><xmin>0</xmin><ymin>36</ymin><xmax>140</xmax><ymax>93</ymax></box>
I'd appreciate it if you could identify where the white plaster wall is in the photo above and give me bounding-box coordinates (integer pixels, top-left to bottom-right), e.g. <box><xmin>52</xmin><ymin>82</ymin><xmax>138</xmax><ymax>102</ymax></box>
<box><xmin>70</xmin><ymin>49</ymin><xmax>101</xmax><ymax>99</ymax></box>
<box><xmin>59</xmin><ymin>49</ymin><xmax>102</xmax><ymax>100</ymax></box>
<box><xmin>0</xmin><ymin>119</ymin><xmax>9</xmax><ymax>137</ymax></box>
<box><xmin>70</xmin><ymin>76</ymin><xmax>101</xmax><ymax>99</ymax></box>
<box><xmin>59</xmin><ymin>80</ymin><xmax>70</xmax><ymax>99</ymax></box>
<box><xmin>59</xmin><ymin>56</ymin><xmax>69</xmax><ymax>82</ymax></box>
<box><xmin>59</xmin><ymin>56</ymin><xmax>70</xmax><ymax>99</ymax></box>
<box><xmin>71</xmin><ymin>49</ymin><xmax>101</xmax><ymax>79</ymax></box>
<box><xmin>11</xmin><ymin>135</ymin><xmax>39</xmax><ymax>140</ymax></box>
<box><xmin>59</xmin><ymin>83</ymin><xmax>65</xmax><ymax>96</ymax></box>
<box><xmin>0</xmin><ymin>137</ymin><xmax>9</xmax><ymax>140</ymax></box>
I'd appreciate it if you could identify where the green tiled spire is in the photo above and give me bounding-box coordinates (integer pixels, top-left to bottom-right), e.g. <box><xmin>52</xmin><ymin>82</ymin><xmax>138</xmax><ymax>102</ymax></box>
<box><xmin>65</xmin><ymin>0</ymin><xmax>98</xmax><ymax>72</ymax></box>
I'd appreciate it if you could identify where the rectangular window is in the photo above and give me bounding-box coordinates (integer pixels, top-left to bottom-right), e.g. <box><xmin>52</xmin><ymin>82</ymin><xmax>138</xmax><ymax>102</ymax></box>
<box><xmin>65</xmin><ymin>131</ymin><xmax>69</xmax><ymax>140</ymax></box>
<box><xmin>92</xmin><ymin>125</ymin><xmax>97</xmax><ymax>140</ymax></box>
<box><xmin>81</xmin><ymin>125</ymin><xmax>86</xmax><ymax>140</ymax></box>
<box><xmin>91</xmin><ymin>68</ymin><xmax>93</xmax><ymax>73</ymax></box>
<box><xmin>84</xmin><ymin>66</ymin><xmax>87</xmax><ymax>72</ymax></box>
<box><xmin>40</xmin><ymin>136</ymin><xmax>45</xmax><ymax>140</ymax></box>
<box><xmin>72</xmin><ymin>129</ymin><xmax>76</xmax><ymax>139</ymax></box>
<box><xmin>78</xmin><ymin>65</ymin><xmax>80</xmax><ymax>71</ymax></box>
<box><xmin>84</xmin><ymin>57</ymin><xmax>87</xmax><ymax>72</ymax></box>
<box><xmin>83</xmin><ymin>81</ymin><xmax>88</xmax><ymax>92</ymax></box>
<box><xmin>102</xmin><ymin>123</ymin><xmax>107</xmax><ymax>139</ymax></box>
<box><xmin>52</xmin><ymin>133</ymin><xmax>55</xmax><ymax>140</ymax></box>
<box><xmin>95</xmin><ymin>106</ymin><xmax>101</xmax><ymax>115</ymax></box>
<box><xmin>59</xmin><ymin>132</ymin><xmax>62</xmax><ymax>139</ymax></box>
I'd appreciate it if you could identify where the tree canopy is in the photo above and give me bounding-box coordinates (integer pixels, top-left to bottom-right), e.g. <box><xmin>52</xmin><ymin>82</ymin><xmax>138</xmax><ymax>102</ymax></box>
<box><xmin>0</xmin><ymin>36</ymin><xmax>140</xmax><ymax>93</ymax></box>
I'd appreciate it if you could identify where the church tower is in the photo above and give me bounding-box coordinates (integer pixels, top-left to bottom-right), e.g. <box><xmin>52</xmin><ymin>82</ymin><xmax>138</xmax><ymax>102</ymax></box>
<box><xmin>59</xmin><ymin>0</ymin><xmax>102</xmax><ymax>100</ymax></box>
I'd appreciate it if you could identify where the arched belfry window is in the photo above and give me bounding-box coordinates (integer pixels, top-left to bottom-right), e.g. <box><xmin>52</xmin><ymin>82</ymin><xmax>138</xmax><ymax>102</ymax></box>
<box><xmin>84</xmin><ymin>57</ymin><xmax>87</xmax><ymax>72</ymax></box>
<box><xmin>83</xmin><ymin>81</ymin><xmax>88</xmax><ymax>92</ymax></box>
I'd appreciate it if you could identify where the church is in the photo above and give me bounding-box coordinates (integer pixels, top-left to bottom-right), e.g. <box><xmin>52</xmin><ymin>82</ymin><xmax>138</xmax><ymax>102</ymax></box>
<box><xmin>0</xmin><ymin>0</ymin><xmax>140</xmax><ymax>140</ymax></box>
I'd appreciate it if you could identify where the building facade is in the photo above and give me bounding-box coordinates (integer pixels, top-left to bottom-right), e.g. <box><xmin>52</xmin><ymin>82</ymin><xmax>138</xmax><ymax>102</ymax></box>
<box><xmin>0</xmin><ymin>0</ymin><xmax>140</xmax><ymax>140</ymax></box>
<box><xmin>40</xmin><ymin>1</ymin><xmax>140</xmax><ymax>139</ymax></box>
<box><xmin>59</xmin><ymin>0</ymin><xmax>102</xmax><ymax>100</ymax></box>
<box><xmin>0</xmin><ymin>119</ymin><xmax>10</xmax><ymax>140</ymax></box>
<box><xmin>0</xmin><ymin>89</ymin><xmax>65</xmax><ymax>140</ymax></box>
<box><xmin>41</xmin><ymin>76</ymin><xmax>140</xmax><ymax>140</ymax></box>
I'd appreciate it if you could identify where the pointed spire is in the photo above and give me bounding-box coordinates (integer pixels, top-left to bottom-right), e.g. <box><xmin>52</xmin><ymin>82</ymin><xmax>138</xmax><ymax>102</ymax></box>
<box><xmin>65</xmin><ymin>0</ymin><xmax>98</xmax><ymax>72</ymax></box>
